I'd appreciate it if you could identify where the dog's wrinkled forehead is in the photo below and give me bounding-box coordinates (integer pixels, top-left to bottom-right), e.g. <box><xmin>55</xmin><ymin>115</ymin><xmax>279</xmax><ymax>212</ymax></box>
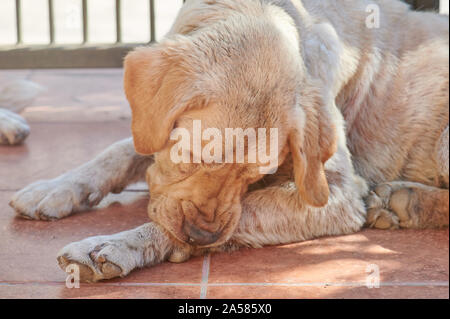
<box><xmin>125</xmin><ymin>55</ymin><xmax>296</xmax><ymax>158</ymax></box>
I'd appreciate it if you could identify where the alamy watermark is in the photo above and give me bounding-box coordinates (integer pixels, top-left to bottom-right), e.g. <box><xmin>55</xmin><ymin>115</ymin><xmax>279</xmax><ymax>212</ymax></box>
<box><xmin>169</xmin><ymin>120</ymin><xmax>279</xmax><ymax>174</ymax></box>
<box><xmin>65</xmin><ymin>264</ymin><xmax>80</xmax><ymax>289</ymax></box>
<box><xmin>366</xmin><ymin>4</ymin><xmax>381</xmax><ymax>29</ymax></box>
<box><xmin>366</xmin><ymin>264</ymin><xmax>381</xmax><ymax>289</ymax></box>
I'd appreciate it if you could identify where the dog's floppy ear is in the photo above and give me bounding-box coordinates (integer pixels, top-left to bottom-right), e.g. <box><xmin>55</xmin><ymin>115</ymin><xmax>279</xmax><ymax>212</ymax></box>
<box><xmin>124</xmin><ymin>42</ymin><xmax>196</xmax><ymax>155</ymax></box>
<box><xmin>289</xmin><ymin>82</ymin><xmax>338</xmax><ymax>207</ymax></box>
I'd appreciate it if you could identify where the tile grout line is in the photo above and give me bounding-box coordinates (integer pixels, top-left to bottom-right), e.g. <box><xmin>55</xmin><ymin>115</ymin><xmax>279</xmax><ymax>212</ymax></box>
<box><xmin>0</xmin><ymin>281</ymin><xmax>448</xmax><ymax>288</ymax></box>
<box><xmin>200</xmin><ymin>254</ymin><xmax>211</xmax><ymax>299</ymax></box>
<box><xmin>206</xmin><ymin>282</ymin><xmax>450</xmax><ymax>287</ymax></box>
<box><xmin>0</xmin><ymin>282</ymin><xmax>202</xmax><ymax>287</ymax></box>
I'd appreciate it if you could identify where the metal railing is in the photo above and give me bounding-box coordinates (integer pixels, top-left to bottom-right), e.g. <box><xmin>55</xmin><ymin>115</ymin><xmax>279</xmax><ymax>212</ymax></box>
<box><xmin>12</xmin><ymin>0</ymin><xmax>159</xmax><ymax>45</ymax></box>
<box><xmin>1</xmin><ymin>0</ymin><xmax>186</xmax><ymax>69</ymax></box>
<box><xmin>0</xmin><ymin>0</ymin><xmax>441</xmax><ymax>69</ymax></box>
<box><xmin>12</xmin><ymin>0</ymin><xmax>185</xmax><ymax>44</ymax></box>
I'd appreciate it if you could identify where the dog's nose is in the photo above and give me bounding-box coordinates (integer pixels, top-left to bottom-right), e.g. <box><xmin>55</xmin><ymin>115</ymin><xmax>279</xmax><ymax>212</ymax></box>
<box><xmin>183</xmin><ymin>221</ymin><xmax>221</xmax><ymax>246</ymax></box>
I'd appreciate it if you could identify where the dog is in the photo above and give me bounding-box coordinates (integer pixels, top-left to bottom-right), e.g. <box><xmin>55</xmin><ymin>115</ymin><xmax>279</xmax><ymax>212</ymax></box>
<box><xmin>0</xmin><ymin>80</ymin><xmax>41</xmax><ymax>145</ymax></box>
<box><xmin>9</xmin><ymin>0</ymin><xmax>449</xmax><ymax>282</ymax></box>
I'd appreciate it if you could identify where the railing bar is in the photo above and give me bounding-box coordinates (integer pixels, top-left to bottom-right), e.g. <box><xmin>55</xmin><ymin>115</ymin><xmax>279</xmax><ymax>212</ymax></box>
<box><xmin>82</xmin><ymin>0</ymin><xmax>88</xmax><ymax>44</ymax></box>
<box><xmin>48</xmin><ymin>0</ymin><xmax>55</xmax><ymax>44</ymax></box>
<box><xmin>15</xmin><ymin>0</ymin><xmax>22</xmax><ymax>44</ymax></box>
<box><xmin>115</xmin><ymin>0</ymin><xmax>122</xmax><ymax>43</ymax></box>
<box><xmin>149</xmin><ymin>0</ymin><xmax>155</xmax><ymax>43</ymax></box>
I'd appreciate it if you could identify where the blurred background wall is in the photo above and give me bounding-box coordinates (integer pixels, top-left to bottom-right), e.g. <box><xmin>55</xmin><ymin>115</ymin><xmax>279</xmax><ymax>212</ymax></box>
<box><xmin>0</xmin><ymin>0</ymin><xmax>447</xmax><ymax>69</ymax></box>
<box><xmin>0</xmin><ymin>0</ymin><xmax>184</xmax><ymax>45</ymax></box>
<box><xmin>0</xmin><ymin>0</ymin><xmax>447</xmax><ymax>46</ymax></box>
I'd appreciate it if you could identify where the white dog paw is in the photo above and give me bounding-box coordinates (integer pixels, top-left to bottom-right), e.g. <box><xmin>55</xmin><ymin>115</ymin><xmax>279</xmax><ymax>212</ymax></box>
<box><xmin>57</xmin><ymin>235</ymin><xmax>143</xmax><ymax>282</ymax></box>
<box><xmin>10</xmin><ymin>177</ymin><xmax>104</xmax><ymax>220</ymax></box>
<box><xmin>0</xmin><ymin>109</ymin><xmax>30</xmax><ymax>145</ymax></box>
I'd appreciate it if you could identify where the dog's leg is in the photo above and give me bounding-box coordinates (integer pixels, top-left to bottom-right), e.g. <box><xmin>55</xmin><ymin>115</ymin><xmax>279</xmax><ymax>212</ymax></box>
<box><xmin>57</xmin><ymin>222</ymin><xmax>175</xmax><ymax>282</ymax></box>
<box><xmin>0</xmin><ymin>108</ymin><xmax>30</xmax><ymax>145</ymax></box>
<box><xmin>10</xmin><ymin>138</ymin><xmax>153</xmax><ymax>220</ymax></box>
<box><xmin>221</xmin><ymin>181</ymin><xmax>367</xmax><ymax>249</ymax></box>
<box><xmin>366</xmin><ymin>126</ymin><xmax>449</xmax><ymax>230</ymax></box>
<box><xmin>56</xmin><ymin>178</ymin><xmax>367</xmax><ymax>282</ymax></box>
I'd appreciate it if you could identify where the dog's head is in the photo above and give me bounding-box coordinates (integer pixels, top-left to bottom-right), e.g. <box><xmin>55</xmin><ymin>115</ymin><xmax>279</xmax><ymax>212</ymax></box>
<box><xmin>124</xmin><ymin>21</ymin><xmax>337</xmax><ymax>247</ymax></box>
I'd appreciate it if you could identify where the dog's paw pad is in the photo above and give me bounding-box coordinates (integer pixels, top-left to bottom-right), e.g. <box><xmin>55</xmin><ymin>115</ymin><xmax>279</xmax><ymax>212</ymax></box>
<box><xmin>99</xmin><ymin>262</ymin><xmax>123</xmax><ymax>280</ymax></box>
<box><xmin>58</xmin><ymin>256</ymin><xmax>98</xmax><ymax>283</ymax></box>
<box><xmin>366</xmin><ymin>208</ymin><xmax>400</xmax><ymax>230</ymax></box>
<box><xmin>57</xmin><ymin>239</ymin><xmax>132</xmax><ymax>282</ymax></box>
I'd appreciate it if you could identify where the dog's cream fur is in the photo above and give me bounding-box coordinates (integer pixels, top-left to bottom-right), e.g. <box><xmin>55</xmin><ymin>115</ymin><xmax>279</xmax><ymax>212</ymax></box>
<box><xmin>0</xmin><ymin>80</ymin><xmax>41</xmax><ymax>145</ymax></box>
<box><xmin>9</xmin><ymin>0</ymin><xmax>449</xmax><ymax>282</ymax></box>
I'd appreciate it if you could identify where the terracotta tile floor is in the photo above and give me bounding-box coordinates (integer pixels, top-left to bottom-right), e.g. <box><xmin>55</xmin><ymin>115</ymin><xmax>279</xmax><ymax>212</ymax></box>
<box><xmin>0</xmin><ymin>69</ymin><xmax>448</xmax><ymax>299</ymax></box>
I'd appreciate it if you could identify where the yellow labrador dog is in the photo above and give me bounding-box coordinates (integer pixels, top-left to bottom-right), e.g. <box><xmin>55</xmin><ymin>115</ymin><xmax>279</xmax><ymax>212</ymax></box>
<box><xmin>10</xmin><ymin>0</ymin><xmax>449</xmax><ymax>282</ymax></box>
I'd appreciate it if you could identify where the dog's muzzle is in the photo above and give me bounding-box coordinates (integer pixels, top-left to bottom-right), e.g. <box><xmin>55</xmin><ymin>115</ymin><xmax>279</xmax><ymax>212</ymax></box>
<box><xmin>183</xmin><ymin>221</ymin><xmax>221</xmax><ymax>246</ymax></box>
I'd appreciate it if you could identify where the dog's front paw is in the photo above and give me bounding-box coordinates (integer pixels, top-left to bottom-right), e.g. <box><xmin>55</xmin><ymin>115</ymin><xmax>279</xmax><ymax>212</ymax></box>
<box><xmin>0</xmin><ymin>109</ymin><xmax>30</xmax><ymax>145</ymax></box>
<box><xmin>10</xmin><ymin>177</ymin><xmax>104</xmax><ymax>220</ymax></box>
<box><xmin>57</xmin><ymin>235</ymin><xmax>143</xmax><ymax>282</ymax></box>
